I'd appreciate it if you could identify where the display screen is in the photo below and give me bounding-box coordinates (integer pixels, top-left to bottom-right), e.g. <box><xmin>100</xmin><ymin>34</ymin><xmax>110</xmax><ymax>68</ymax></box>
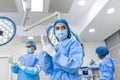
<box><xmin>83</xmin><ymin>70</ymin><xmax>88</xmax><ymax>75</ymax></box>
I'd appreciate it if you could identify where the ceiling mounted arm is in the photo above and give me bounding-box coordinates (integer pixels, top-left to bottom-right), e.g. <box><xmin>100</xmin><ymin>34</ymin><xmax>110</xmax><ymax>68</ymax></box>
<box><xmin>22</xmin><ymin>0</ymin><xmax>31</xmax><ymax>26</ymax></box>
<box><xmin>23</xmin><ymin>11</ymin><xmax>60</xmax><ymax>31</ymax></box>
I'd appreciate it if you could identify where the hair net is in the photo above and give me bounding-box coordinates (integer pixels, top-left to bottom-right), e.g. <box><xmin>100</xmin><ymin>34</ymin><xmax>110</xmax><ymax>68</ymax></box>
<box><xmin>96</xmin><ymin>46</ymin><xmax>109</xmax><ymax>57</ymax></box>
<box><xmin>53</xmin><ymin>19</ymin><xmax>71</xmax><ymax>40</ymax></box>
<box><xmin>26</xmin><ymin>40</ymin><xmax>37</xmax><ymax>50</ymax></box>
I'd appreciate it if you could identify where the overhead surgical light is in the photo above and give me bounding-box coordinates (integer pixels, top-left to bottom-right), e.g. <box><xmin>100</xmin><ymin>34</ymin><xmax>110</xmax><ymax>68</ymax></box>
<box><xmin>0</xmin><ymin>16</ymin><xmax>16</xmax><ymax>46</ymax></box>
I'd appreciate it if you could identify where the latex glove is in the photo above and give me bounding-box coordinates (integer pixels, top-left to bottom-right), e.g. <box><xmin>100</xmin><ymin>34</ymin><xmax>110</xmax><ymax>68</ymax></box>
<box><xmin>16</xmin><ymin>61</ymin><xmax>25</xmax><ymax>70</ymax></box>
<box><xmin>45</xmin><ymin>44</ymin><xmax>56</xmax><ymax>57</ymax></box>
<box><xmin>9</xmin><ymin>57</ymin><xmax>17</xmax><ymax>66</ymax></box>
<box><xmin>40</xmin><ymin>34</ymin><xmax>55</xmax><ymax>57</ymax></box>
<box><xmin>40</xmin><ymin>34</ymin><xmax>50</xmax><ymax>46</ymax></box>
<box><xmin>9</xmin><ymin>62</ymin><xmax>17</xmax><ymax>67</ymax></box>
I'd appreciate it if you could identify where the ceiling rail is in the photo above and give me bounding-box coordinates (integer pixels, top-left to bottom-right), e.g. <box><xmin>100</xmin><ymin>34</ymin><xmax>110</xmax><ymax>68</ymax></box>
<box><xmin>23</xmin><ymin>11</ymin><xmax>60</xmax><ymax>31</ymax></box>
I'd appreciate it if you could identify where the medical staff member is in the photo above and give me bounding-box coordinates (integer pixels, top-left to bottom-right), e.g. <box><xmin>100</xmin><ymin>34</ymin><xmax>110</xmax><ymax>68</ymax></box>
<box><xmin>11</xmin><ymin>40</ymin><xmax>41</xmax><ymax>80</ymax></box>
<box><xmin>96</xmin><ymin>46</ymin><xmax>116</xmax><ymax>80</ymax></box>
<box><xmin>90</xmin><ymin>60</ymin><xmax>95</xmax><ymax>66</ymax></box>
<box><xmin>39</xmin><ymin>19</ymin><xmax>84</xmax><ymax>80</ymax></box>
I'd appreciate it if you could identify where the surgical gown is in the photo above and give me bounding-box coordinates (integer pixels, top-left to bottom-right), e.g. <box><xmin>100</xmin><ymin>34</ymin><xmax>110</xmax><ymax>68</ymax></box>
<box><xmin>11</xmin><ymin>54</ymin><xmax>41</xmax><ymax>80</ymax></box>
<box><xmin>39</xmin><ymin>39</ymin><xmax>84</xmax><ymax>80</ymax></box>
<box><xmin>99</xmin><ymin>55</ymin><xmax>116</xmax><ymax>80</ymax></box>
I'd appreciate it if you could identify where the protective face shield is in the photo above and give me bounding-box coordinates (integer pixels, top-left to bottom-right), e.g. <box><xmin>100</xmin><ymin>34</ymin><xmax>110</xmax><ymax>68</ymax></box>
<box><xmin>0</xmin><ymin>16</ymin><xmax>16</xmax><ymax>46</ymax></box>
<box><xmin>55</xmin><ymin>30</ymin><xmax>68</xmax><ymax>41</ymax></box>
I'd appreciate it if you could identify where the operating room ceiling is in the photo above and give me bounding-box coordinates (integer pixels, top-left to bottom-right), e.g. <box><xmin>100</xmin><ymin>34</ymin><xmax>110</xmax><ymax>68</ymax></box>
<box><xmin>0</xmin><ymin>0</ymin><xmax>120</xmax><ymax>42</ymax></box>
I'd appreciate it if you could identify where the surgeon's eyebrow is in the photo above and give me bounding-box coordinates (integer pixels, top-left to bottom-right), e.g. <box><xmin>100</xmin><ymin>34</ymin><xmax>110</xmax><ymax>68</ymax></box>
<box><xmin>55</xmin><ymin>26</ymin><xmax>59</xmax><ymax>30</ymax></box>
<box><xmin>56</xmin><ymin>26</ymin><xmax>66</xmax><ymax>30</ymax></box>
<box><xmin>26</xmin><ymin>45</ymin><xmax>32</xmax><ymax>48</ymax></box>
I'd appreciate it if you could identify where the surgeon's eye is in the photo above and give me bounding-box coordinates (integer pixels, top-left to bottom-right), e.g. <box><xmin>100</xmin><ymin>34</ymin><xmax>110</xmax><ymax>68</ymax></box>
<box><xmin>56</xmin><ymin>27</ymin><xmax>59</xmax><ymax>30</ymax></box>
<box><xmin>61</xmin><ymin>26</ymin><xmax>66</xmax><ymax>30</ymax></box>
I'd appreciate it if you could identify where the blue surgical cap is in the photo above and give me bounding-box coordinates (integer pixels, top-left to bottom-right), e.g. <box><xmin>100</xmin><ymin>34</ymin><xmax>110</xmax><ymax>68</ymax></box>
<box><xmin>26</xmin><ymin>40</ymin><xmax>37</xmax><ymax>50</ymax></box>
<box><xmin>96</xmin><ymin>46</ymin><xmax>109</xmax><ymax>57</ymax></box>
<box><xmin>53</xmin><ymin>19</ymin><xmax>71</xmax><ymax>40</ymax></box>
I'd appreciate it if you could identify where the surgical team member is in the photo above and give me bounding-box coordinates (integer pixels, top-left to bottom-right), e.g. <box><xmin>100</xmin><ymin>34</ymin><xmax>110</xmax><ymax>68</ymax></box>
<box><xmin>39</xmin><ymin>19</ymin><xmax>84</xmax><ymax>80</ymax></box>
<box><xmin>11</xmin><ymin>40</ymin><xmax>41</xmax><ymax>80</ymax></box>
<box><xmin>96</xmin><ymin>46</ymin><xmax>116</xmax><ymax>80</ymax></box>
<box><xmin>89</xmin><ymin>60</ymin><xmax>95</xmax><ymax>66</ymax></box>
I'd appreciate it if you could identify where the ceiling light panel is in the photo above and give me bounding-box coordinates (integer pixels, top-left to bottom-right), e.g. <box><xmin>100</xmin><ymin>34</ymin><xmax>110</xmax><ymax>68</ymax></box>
<box><xmin>107</xmin><ymin>8</ymin><xmax>115</xmax><ymax>14</ymax></box>
<box><xmin>22</xmin><ymin>0</ymin><xmax>43</xmax><ymax>12</ymax></box>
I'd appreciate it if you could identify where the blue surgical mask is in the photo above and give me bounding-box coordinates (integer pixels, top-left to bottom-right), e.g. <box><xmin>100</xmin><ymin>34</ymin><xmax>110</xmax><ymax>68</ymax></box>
<box><xmin>27</xmin><ymin>48</ymin><xmax>32</xmax><ymax>54</ymax></box>
<box><xmin>55</xmin><ymin>30</ymin><xmax>68</xmax><ymax>41</ymax></box>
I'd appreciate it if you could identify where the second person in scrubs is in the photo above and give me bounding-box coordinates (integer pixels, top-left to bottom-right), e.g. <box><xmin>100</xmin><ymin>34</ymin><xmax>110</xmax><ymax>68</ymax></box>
<box><xmin>11</xmin><ymin>40</ymin><xmax>41</xmax><ymax>80</ymax></box>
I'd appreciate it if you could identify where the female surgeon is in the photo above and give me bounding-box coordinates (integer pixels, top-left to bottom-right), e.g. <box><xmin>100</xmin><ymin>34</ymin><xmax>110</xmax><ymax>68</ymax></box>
<box><xmin>39</xmin><ymin>19</ymin><xmax>84</xmax><ymax>80</ymax></box>
<box><xmin>11</xmin><ymin>40</ymin><xmax>41</xmax><ymax>80</ymax></box>
<box><xmin>96</xmin><ymin>46</ymin><xmax>116</xmax><ymax>80</ymax></box>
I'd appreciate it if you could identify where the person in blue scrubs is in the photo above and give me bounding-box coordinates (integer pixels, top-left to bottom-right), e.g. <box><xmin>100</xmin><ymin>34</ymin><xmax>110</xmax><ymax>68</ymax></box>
<box><xmin>90</xmin><ymin>60</ymin><xmax>95</xmax><ymax>66</ymax></box>
<box><xmin>11</xmin><ymin>40</ymin><xmax>41</xmax><ymax>80</ymax></box>
<box><xmin>39</xmin><ymin>19</ymin><xmax>84</xmax><ymax>80</ymax></box>
<box><xmin>96</xmin><ymin>46</ymin><xmax>116</xmax><ymax>80</ymax></box>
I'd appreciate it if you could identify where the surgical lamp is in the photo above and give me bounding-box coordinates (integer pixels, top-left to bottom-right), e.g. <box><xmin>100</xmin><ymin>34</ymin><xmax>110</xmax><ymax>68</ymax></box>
<box><xmin>0</xmin><ymin>16</ymin><xmax>16</xmax><ymax>46</ymax></box>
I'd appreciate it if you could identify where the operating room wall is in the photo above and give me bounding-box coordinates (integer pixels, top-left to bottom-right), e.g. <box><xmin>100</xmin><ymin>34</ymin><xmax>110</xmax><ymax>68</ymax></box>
<box><xmin>0</xmin><ymin>35</ymin><xmax>50</xmax><ymax>80</ymax></box>
<box><xmin>82</xmin><ymin>41</ymin><xmax>106</xmax><ymax>66</ymax></box>
<box><xmin>105</xmin><ymin>30</ymin><xmax>120</xmax><ymax>80</ymax></box>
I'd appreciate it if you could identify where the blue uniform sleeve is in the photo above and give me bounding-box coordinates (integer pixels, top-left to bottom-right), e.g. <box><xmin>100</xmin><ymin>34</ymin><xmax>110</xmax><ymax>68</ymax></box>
<box><xmin>99</xmin><ymin>59</ymin><xmax>115</xmax><ymax>80</ymax></box>
<box><xmin>38</xmin><ymin>51</ymin><xmax>53</xmax><ymax>74</ymax></box>
<box><xmin>54</xmin><ymin>40</ymin><xmax>84</xmax><ymax>73</ymax></box>
<box><xmin>23</xmin><ymin>64</ymin><xmax>41</xmax><ymax>75</ymax></box>
<box><xmin>11</xmin><ymin>65</ymin><xmax>19</xmax><ymax>74</ymax></box>
<box><xmin>18</xmin><ymin>55</ymin><xmax>41</xmax><ymax>75</ymax></box>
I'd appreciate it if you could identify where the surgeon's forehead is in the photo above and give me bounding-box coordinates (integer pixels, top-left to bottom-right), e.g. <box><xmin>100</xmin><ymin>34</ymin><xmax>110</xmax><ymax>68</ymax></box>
<box><xmin>55</xmin><ymin>23</ymin><xmax>66</xmax><ymax>27</ymax></box>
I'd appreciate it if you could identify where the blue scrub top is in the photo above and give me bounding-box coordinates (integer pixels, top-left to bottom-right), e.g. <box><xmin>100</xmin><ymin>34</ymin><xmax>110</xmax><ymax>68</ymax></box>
<box><xmin>39</xmin><ymin>39</ymin><xmax>84</xmax><ymax>80</ymax></box>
